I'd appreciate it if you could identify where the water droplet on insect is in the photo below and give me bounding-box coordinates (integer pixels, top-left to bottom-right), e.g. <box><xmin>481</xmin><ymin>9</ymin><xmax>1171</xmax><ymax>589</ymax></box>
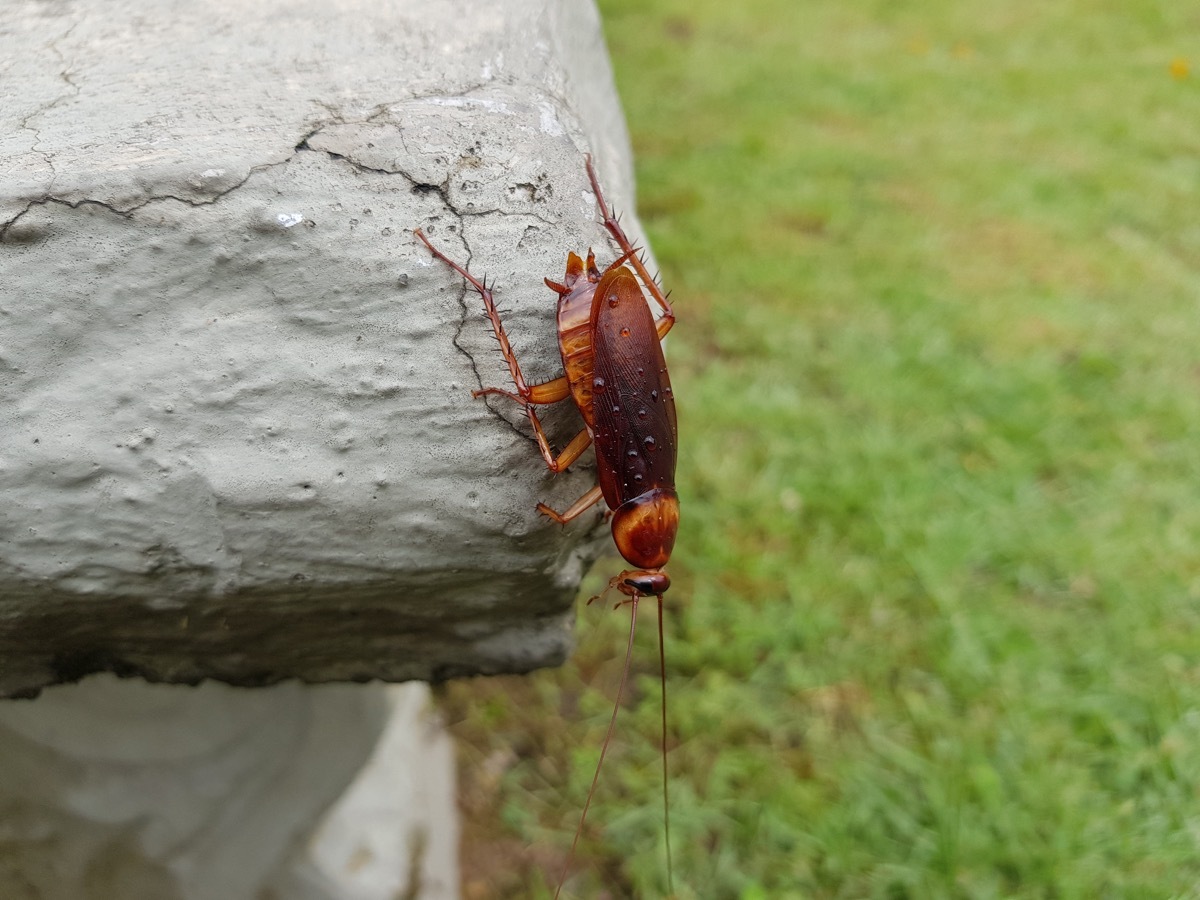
<box><xmin>643</xmin><ymin>436</ymin><xmax>656</xmax><ymax>451</ymax></box>
<box><xmin>608</xmin><ymin>293</ymin><xmax>619</xmax><ymax>308</ymax></box>
<box><xmin>612</xmin><ymin>405</ymin><xmax>620</xmax><ymax>413</ymax></box>
<box><xmin>592</xmin><ymin>376</ymin><xmax>606</xmax><ymax>392</ymax></box>
<box><xmin>637</xmin><ymin>408</ymin><xmax>648</xmax><ymax>419</ymax></box>
<box><xmin>650</xmin><ymin>390</ymin><xmax>659</xmax><ymax>401</ymax></box>
<box><xmin>627</xmin><ymin>449</ymin><xmax>638</xmax><ymax>458</ymax></box>
<box><xmin>634</xmin><ymin>474</ymin><xmax>643</xmax><ymax>483</ymax></box>
<box><xmin>637</xmin><ymin>367</ymin><xmax>644</xmax><ymax>376</ymax></box>
<box><xmin>620</xmin><ymin>327</ymin><xmax>631</xmax><ymax>337</ymax></box>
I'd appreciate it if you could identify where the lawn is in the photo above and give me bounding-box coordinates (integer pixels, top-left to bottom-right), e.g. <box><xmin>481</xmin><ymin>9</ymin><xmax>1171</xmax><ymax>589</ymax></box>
<box><xmin>441</xmin><ymin>1</ymin><xmax>1200</xmax><ymax>897</ymax></box>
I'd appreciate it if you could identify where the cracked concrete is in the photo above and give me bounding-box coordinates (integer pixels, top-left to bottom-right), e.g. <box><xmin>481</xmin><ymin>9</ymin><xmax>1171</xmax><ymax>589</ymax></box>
<box><xmin>0</xmin><ymin>0</ymin><xmax>652</xmax><ymax>699</ymax></box>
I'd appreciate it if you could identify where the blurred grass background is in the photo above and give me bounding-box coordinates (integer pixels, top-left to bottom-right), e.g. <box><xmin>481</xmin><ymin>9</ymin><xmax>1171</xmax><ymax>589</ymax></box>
<box><xmin>439</xmin><ymin>1</ymin><xmax>1200</xmax><ymax>897</ymax></box>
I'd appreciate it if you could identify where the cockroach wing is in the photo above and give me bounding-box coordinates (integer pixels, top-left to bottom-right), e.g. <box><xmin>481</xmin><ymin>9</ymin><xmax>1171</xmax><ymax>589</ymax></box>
<box><xmin>589</xmin><ymin>266</ymin><xmax>678</xmax><ymax>511</ymax></box>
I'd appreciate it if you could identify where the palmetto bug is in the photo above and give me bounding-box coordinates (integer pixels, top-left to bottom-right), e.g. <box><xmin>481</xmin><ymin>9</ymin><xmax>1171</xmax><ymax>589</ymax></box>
<box><xmin>416</xmin><ymin>154</ymin><xmax>678</xmax><ymax>896</ymax></box>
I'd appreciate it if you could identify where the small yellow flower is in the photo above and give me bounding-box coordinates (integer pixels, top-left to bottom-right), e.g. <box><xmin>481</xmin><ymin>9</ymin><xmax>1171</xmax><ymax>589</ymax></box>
<box><xmin>1169</xmin><ymin>57</ymin><xmax>1190</xmax><ymax>80</ymax></box>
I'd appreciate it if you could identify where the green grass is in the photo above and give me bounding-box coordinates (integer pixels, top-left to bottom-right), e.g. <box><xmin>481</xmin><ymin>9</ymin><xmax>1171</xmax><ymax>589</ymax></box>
<box><xmin>441</xmin><ymin>1</ymin><xmax>1200</xmax><ymax>897</ymax></box>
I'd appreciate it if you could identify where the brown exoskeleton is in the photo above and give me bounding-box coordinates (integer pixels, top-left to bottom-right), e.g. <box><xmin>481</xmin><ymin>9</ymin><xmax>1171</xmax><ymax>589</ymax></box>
<box><xmin>416</xmin><ymin>154</ymin><xmax>678</xmax><ymax>897</ymax></box>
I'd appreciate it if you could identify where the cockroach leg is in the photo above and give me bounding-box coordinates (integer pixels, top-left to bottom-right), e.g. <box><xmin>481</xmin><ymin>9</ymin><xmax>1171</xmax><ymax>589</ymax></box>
<box><xmin>415</xmin><ymin>228</ymin><xmax>590</xmax><ymax>474</ymax></box>
<box><xmin>585</xmin><ymin>156</ymin><xmax>676</xmax><ymax>334</ymax></box>
<box><xmin>474</xmin><ymin>377</ymin><xmax>588</xmax><ymax>471</ymax></box>
<box><xmin>416</xmin><ymin>228</ymin><xmax>534</xmax><ymax>396</ymax></box>
<box><xmin>472</xmin><ymin>376</ymin><xmax>570</xmax><ymax>405</ymax></box>
<box><xmin>536</xmin><ymin>483</ymin><xmax>603</xmax><ymax>525</ymax></box>
<box><xmin>544</xmin><ymin>428</ymin><xmax>593</xmax><ymax>474</ymax></box>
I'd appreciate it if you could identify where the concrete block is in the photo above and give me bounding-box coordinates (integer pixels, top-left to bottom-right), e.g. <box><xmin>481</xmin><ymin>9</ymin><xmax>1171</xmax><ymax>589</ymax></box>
<box><xmin>0</xmin><ymin>0</ymin><xmax>648</xmax><ymax>697</ymax></box>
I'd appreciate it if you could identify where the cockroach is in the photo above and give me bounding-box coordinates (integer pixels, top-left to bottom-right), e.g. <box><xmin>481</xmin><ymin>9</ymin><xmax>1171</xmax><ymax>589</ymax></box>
<box><xmin>415</xmin><ymin>154</ymin><xmax>679</xmax><ymax>897</ymax></box>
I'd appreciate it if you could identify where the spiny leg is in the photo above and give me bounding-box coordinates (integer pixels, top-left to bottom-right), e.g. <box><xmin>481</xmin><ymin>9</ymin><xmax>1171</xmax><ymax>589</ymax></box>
<box><xmin>472</xmin><ymin>376</ymin><xmax>570</xmax><ymax>407</ymax></box>
<box><xmin>415</xmin><ymin>228</ymin><xmax>537</xmax><ymax>396</ymax></box>
<box><xmin>513</xmin><ymin>425</ymin><xmax>592</xmax><ymax>477</ymax></box>
<box><xmin>537</xmin><ymin>483</ymin><xmax>602</xmax><ymax>524</ymax></box>
<box><xmin>584</xmin><ymin>156</ymin><xmax>676</xmax><ymax>337</ymax></box>
<box><xmin>542</xmin><ymin>428</ymin><xmax>593</xmax><ymax>475</ymax></box>
<box><xmin>415</xmin><ymin>229</ymin><xmax>584</xmax><ymax>474</ymax></box>
<box><xmin>472</xmin><ymin>377</ymin><xmax>590</xmax><ymax>473</ymax></box>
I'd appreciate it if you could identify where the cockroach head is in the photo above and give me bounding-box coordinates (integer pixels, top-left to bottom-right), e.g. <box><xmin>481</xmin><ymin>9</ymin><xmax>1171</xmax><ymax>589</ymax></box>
<box><xmin>622</xmin><ymin>570</ymin><xmax>671</xmax><ymax>597</ymax></box>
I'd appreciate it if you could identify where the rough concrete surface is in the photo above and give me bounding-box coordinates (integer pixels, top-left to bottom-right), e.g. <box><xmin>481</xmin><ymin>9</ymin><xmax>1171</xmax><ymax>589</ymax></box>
<box><xmin>0</xmin><ymin>0</ymin><xmax>651</xmax><ymax>697</ymax></box>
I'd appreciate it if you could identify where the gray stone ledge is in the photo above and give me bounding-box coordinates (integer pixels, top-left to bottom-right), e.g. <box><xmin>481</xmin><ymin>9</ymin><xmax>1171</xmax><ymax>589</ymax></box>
<box><xmin>0</xmin><ymin>0</ymin><xmax>648</xmax><ymax>697</ymax></box>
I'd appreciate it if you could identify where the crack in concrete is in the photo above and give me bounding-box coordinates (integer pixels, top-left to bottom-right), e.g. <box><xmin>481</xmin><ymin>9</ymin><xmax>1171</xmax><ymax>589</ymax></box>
<box><xmin>0</xmin><ymin>119</ymin><xmax>377</xmax><ymax>240</ymax></box>
<box><xmin>423</xmin><ymin>217</ymin><xmax>557</xmax><ymax>456</ymax></box>
<box><xmin>296</xmin><ymin>137</ymin><xmax>555</xmax><ymax>455</ymax></box>
<box><xmin>284</xmin><ymin>89</ymin><xmax>568</xmax><ymax>457</ymax></box>
<box><xmin>0</xmin><ymin>157</ymin><xmax>280</xmax><ymax>242</ymax></box>
<box><xmin>2</xmin><ymin>89</ymin><xmax>449</xmax><ymax>239</ymax></box>
<box><xmin>17</xmin><ymin>20</ymin><xmax>82</xmax><ymax>181</ymax></box>
<box><xmin>2</xmin><ymin>95</ymin><xmax>558</xmax><ymax>462</ymax></box>
<box><xmin>3</xmin><ymin>83</ymin><xmax>555</xmax><ymax>236</ymax></box>
<box><xmin>403</xmin><ymin>182</ymin><xmax>546</xmax><ymax>456</ymax></box>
